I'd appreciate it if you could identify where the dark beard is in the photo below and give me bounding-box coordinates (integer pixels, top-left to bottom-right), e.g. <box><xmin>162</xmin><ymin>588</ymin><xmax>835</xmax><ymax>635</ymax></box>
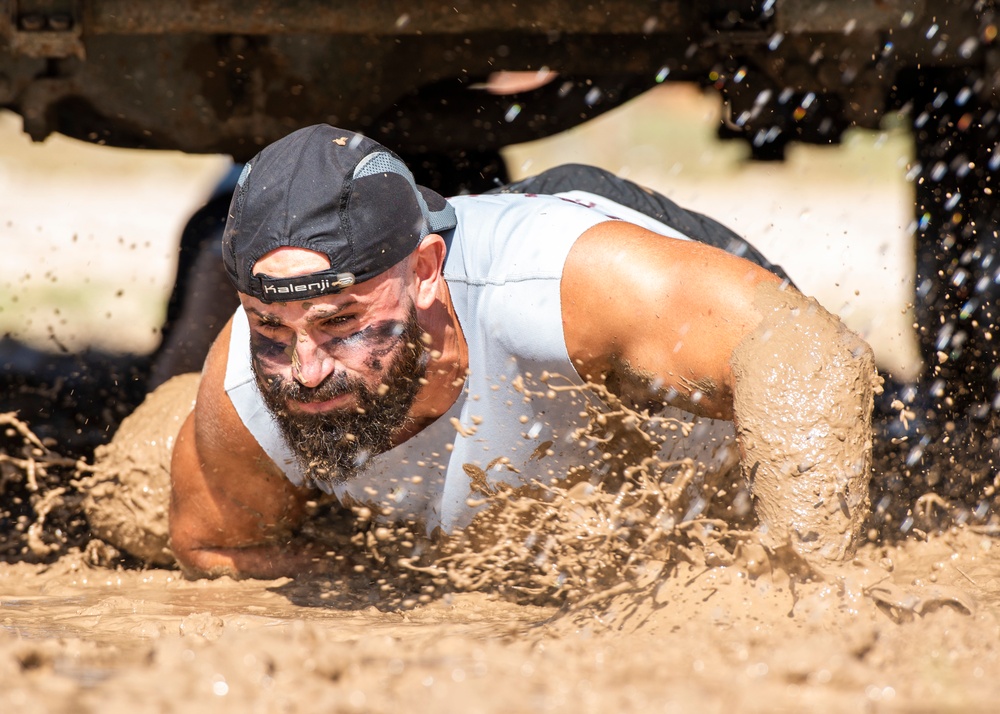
<box><xmin>252</xmin><ymin>304</ymin><xmax>427</xmax><ymax>487</ymax></box>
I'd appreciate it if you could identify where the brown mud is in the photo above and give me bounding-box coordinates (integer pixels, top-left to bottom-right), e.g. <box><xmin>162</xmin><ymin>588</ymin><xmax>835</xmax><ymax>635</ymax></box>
<box><xmin>4</xmin><ymin>471</ymin><xmax>1000</xmax><ymax>712</ymax></box>
<box><xmin>2</xmin><ymin>527</ymin><xmax>999</xmax><ymax>713</ymax></box>
<box><xmin>3</xmin><ymin>374</ymin><xmax>1000</xmax><ymax>712</ymax></box>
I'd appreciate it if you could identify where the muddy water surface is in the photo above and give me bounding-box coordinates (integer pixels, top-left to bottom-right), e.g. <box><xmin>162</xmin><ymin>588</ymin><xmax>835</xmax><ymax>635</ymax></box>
<box><xmin>3</xmin><ymin>515</ymin><xmax>1000</xmax><ymax>712</ymax></box>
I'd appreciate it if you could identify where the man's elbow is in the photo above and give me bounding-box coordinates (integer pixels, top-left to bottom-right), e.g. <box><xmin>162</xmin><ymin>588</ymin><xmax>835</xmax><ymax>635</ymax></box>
<box><xmin>169</xmin><ymin>526</ymin><xmax>239</xmax><ymax>579</ymax></box>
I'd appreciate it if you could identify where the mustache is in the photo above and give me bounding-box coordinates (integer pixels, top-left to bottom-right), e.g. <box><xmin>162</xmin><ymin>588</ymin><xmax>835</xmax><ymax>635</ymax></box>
<box><xmin>259</xmin><ymin>370</ymin><xmax>365</xmax><ymax>405</ymax></box>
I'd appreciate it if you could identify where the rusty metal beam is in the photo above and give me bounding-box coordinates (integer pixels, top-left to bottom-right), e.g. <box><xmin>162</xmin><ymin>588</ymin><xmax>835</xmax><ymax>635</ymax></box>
<box><xmin>81</xmin><ymin>0</ymin><xmax>689</xmax><ymax>36</ymax></box>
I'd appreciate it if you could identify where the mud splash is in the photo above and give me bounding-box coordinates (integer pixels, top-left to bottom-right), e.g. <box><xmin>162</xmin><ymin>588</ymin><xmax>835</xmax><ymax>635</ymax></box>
<box><xmin>81</xmin><ymin>373</ymin><xmax>199</xmax><ymax>567</ymax></box>
<box><xmin>0</xmin><ymin>412</ymin><xmax>90</xmax><ymax>561</ymax></box>
<box><xmin>3</xmin><ymin>381</ymin><xmax>1000</xmax><ymax>711</ymax></box>
<box><xmin>3</xmin><ymin>516</ymin><xmax>999</xmax><ymax>711</ymax></box>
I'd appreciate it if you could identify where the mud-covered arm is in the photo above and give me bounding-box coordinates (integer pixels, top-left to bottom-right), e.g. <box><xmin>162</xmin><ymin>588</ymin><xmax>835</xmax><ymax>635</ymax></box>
<box><xmin>169</xmin><ymin>320</ymin><xmax>341</xmax><ymax>579</ymax></box>
<box><xmin>561</xmin><ymin>221</ymin><xmax>877</xmax><ymax>560</ymax></box>
<box><xmin>729</xmin><ymin>283</ymin><xmax>876</xmax><ymax>560</ymax></box>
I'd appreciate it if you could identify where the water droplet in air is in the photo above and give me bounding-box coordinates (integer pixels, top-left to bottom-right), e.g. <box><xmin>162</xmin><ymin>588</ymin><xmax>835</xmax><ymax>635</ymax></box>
<box><xmin>959</xmin><ymin>37</ymin><xmax>978</xmax><ymax>59</ymax></box>
<box><xmin>989</xmin><ymin>150</ymin><xmax>1000</xmax><ymax>171</ymax></box>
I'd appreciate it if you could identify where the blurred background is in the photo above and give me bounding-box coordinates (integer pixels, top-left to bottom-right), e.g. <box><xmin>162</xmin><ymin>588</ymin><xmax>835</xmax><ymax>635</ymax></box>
<box><xmin>0</xmin><ymin>83</ymin><xmax>919</xmax><ymax>379</ymax></box>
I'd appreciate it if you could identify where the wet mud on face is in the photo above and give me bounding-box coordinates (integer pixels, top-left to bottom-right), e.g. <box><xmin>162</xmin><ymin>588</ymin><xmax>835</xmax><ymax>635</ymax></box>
<box><xmin>4</xmin><ymin>384</ymin><xmax>1000</xmax><ymax>711</ymax></box>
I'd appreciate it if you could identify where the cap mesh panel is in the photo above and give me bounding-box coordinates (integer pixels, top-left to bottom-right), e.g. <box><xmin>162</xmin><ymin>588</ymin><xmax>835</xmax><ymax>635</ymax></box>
<box><xmin>353</xmin><ymin>151</ymin><xmax>430</xmax><ymax>238</ymax></box>
<box><xmin>354</xmin><ymin>151</ymin><xmax>409</xmax><ymax>181</ymax></box>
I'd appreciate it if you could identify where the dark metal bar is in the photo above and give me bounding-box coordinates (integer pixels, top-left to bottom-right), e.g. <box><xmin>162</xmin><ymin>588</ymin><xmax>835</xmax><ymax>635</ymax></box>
<box><xmin>82</xmin><ymin>0</ymin><xmax>689</xmax><ymax>36</ymax></box>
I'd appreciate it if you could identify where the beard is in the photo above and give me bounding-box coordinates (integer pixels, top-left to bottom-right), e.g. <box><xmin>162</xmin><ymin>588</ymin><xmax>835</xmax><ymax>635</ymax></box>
<box><xmin>252</xmin><ymin>303</ymin><xmax>427</xmax><ymax>487</ymax></box>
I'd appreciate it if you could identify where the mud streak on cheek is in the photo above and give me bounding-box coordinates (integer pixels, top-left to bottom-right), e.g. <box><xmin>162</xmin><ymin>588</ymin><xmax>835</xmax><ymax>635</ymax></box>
<box><xmin>249</xmin><ymin>331</ymin><xmax>293</xmax><ymax>370</ymax></box>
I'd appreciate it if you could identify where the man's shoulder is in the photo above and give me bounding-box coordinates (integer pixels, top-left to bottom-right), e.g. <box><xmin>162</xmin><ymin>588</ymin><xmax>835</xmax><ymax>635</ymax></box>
<box><xmin>193</xmin><ymin>317</ymin><xmax>239</xmax><ymax>437</ymax></box>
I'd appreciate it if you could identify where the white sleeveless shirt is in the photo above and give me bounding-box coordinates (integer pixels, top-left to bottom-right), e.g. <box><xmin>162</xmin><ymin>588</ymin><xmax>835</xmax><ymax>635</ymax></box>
<box><xmin>224</xmin><ymin>192</ymin><xmax>736</xmax><ymax>533</ymax></box>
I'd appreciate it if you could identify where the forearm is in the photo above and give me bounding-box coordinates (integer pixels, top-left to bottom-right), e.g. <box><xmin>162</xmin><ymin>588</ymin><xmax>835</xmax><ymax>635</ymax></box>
<box><xmin>730</xmin><ymin>282</ymin><xmax>878</xmax><ymax>560</ymax></box>
<box><xmin>174</xmin><ymin>537</ymin><xmax>346</xmax><ymax>580</ymax></box>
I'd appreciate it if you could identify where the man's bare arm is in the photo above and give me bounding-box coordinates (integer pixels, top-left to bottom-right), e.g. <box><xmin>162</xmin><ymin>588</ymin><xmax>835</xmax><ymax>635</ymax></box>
<box><xmin>170</xmin><ymin>412</ymin><xmax>338</xmax><ymax>579</ymax></box>
<box><xmin>561</xmin><ymin>221</ymin><xmax>878</xmax><ymax>560</ymax></box>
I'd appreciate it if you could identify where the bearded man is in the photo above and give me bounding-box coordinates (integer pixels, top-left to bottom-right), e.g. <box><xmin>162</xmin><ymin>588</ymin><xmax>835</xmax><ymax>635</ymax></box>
<box><xmin>165</xmin><ymin>124</ymin><xmax>877</xmax><ymax>578</ymax></box>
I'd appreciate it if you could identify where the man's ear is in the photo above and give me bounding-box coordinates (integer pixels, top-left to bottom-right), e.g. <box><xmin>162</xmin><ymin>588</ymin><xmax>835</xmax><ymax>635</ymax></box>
<box><xmin>412</xmin><ymin>234</ymin><xmax>447</xmax><ymax>310</ymax></box>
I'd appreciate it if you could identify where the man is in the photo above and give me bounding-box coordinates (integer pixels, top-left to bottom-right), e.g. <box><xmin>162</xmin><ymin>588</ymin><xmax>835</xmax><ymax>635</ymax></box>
<box><xmin>168</xmin><ymin>124</ymin><xmax>877</xmax><ymax>579</ymax></box>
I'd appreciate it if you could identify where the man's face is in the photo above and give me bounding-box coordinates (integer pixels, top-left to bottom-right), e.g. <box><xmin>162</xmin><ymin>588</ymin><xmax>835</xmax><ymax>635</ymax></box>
<box><xmin>243</xmin><ymin>273</ymin><xmax>427</xmax><ymax>486</ymax></box>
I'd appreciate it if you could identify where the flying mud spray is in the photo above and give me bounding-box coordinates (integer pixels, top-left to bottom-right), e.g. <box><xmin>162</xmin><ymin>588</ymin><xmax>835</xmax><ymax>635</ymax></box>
<box><xmin>3</xmin><ymin>288</ymin><xmax>998</xmax><ymax>710</ymax></box>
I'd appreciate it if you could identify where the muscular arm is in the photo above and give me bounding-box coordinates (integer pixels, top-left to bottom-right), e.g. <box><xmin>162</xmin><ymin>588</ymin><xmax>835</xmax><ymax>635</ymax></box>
<box><xmin>562</xmin><ymin>221</ymin><xmax>877</xmax><ymax>560</ymax></box>
<box><xmin>169</xmin><ymin>320</ymin><xmax>335</xmax><ymax>579</ymax></box>
<box><xmin>562</xmin><ymin>221</ymin><xmax>775</xmax><ymax>416</ymax></box>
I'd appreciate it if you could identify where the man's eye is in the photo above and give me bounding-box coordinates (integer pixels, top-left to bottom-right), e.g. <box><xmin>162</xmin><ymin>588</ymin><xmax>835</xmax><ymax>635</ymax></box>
<box><xmin>256</xmin><ymin>323</ymin><xmax>290</xmax><ymax>338</ymax></box>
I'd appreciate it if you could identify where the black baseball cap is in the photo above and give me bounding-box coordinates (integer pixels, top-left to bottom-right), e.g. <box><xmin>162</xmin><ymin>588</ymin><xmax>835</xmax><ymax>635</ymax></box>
<box><xmin>223</xmin><ymin>124</ymin><xmax>457</xmax><ymax>303</ymax></box>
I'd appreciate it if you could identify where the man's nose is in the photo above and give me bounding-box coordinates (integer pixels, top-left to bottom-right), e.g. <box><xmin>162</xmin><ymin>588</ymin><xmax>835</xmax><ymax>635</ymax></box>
<box><xmin>291</xmin><ymin>336</ymin><xmax>336</xmax><ymax>388</ymax></box>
